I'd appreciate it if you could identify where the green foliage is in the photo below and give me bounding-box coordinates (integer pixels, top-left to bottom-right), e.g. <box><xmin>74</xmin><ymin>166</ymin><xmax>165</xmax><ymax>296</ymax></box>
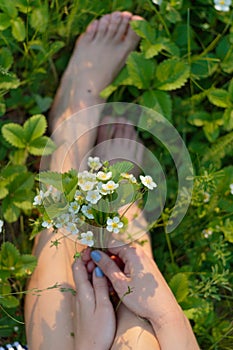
<box><xmin>0</xmin><ymin>0</ymin><xmax>232</xmax><ymax>347</ymax></box>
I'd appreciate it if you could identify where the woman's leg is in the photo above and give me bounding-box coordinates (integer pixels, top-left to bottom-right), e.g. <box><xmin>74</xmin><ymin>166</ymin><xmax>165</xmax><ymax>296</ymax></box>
<box><xmin>25</xmin><ymin>12</ymin><xmax>143</xmax><ymax>350</ymax></box>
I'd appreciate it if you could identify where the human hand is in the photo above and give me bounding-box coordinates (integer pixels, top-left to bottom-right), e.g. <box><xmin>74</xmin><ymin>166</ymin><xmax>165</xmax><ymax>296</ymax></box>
<box><xmin>72</xmin><ymin>255</ymin><xmax>116</xmax><ymax>350</ymax></box>
<box><xmin>90</xmin><ymin>244</ymin><xmax>181</xmax><ymax>329</ymax></box>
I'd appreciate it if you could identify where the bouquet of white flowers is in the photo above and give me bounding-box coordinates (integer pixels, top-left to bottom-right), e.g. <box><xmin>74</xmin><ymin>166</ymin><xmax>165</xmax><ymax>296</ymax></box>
<box><xmin>33</xmin><ymin>157</ymin><xmax>157</xmax><ymax>248</ymax></box>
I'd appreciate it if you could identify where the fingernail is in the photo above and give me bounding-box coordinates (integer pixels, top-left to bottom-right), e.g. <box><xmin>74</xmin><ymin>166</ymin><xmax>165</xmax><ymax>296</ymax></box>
<box><xmin>95</xmin><ymin>266</ymin><xmax>104</xmax><ymax>277</ymax></box>
<box><xmin>91</xmin><ymin>250</ymin><xmax>101</xmax><ymax>262</ymax></box>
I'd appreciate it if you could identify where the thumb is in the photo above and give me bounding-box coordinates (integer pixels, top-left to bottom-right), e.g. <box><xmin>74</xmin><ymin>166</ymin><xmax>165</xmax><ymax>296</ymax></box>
<box><xmin>91</xmin><ymin>250</ymin><xmax>130</xmax><ymax>297</ymax></box>
<box><xmin>92</xmin><ymin>267</ymin><xmax>110</xmax><ymax>306</ymax></box>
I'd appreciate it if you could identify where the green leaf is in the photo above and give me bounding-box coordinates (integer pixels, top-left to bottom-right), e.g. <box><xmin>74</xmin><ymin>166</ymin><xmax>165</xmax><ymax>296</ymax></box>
<box><xmin>17</xmin><ymin>254</ymin><xmax>37</xmax><ymax>276</ymax></box>
<box><xmin>155</xmin><ymin>59</ymin><xmax>190</xmax><ymax>91</ymax></box>
<box><xmin>100</xmin><ymin>67</ymin><xmax>133</xmax><ymax>99</ymax></box>
<box><xmin>169</xmin><ymin>273</ymin><xmax>189</xmax><ymax>303</ymax></box>
<box><xmin>2</xmin><ymin>123</ymin><xmax>25</xmax><ymax>148</ymax></box>
<box><xmin>2</xmin><ymin>199</ymin><xmax>20</xmax><ymax>223</ymax></box>
<box><xmin>207</xmin><ymin>89</ymin><xmax>230</xmax><ymax>108</ymax></box>
<box><xmin>11</xmin><ymin>17</ymin><xmax>26</xmax><ymax>42</ymax></box>
<box><xmin>0</xmin><ymin>0</ymin><xmax>18</xmax><ymax>18</ymax></box>
<box><xmin>191</xmin><ymin>55</ymin><xmax>218</xmax><ymax>79</ymax></box>
<box><xmin>30</xmin><ymin>6</ymin><xmax>49</xmax><ymax>33</ymax></box>
<box><xmin>0</xmin><ymin>47</ymin><xmax>13</xmax><ymax>70</ymax></box>
<box><xmin>34</xmin><ymin>95</ymin><xmax>53</xmax><ymax>113</ymax></box>
<box><xmin>23</xmin><ymin>114</ymin><xmax>47</xmax><ymax>142</ymax></box>
<box><xmin>223</xmin><ymin>108</ymin><xmax>233</xmax><ymax>131</ymax></box>
<box><xmin>140</xmin><ymin>90</ymin><xmax>172</xmax><ymax>121</ymax></box>
<box><xmin>141</xmin><ymin>37</ymin><xmax>180</xmax><ymax>59</ymax></box>
<box><xmin>28</xmin><ymin>136</ymin><xmax>56</xmax><ymax>156</ymax></box>
<box><xmin>0</xmin><ymin>183</ymin><xmax>8</xmax><ymax>200</ymax></box>
<box><xmin>9</xmin><ymin>148</ymin><xmax>28</xmax><ymax>165</ymax></box>
<box><xmin>36</xmin><ymin>171</ymin><xmax>64</xmax><ymax>191</ymax></box>
<box><xmin>0</xmin><ymin>295</ymin><xmax>19</xmax><ymax>308</ymax></box>
<box><xmin>0</xmin><ymin>242</ymin><xmax>20</xmax><ymax>268</ymax></box>
<box><xmin>130</xmin><ymin>20</ymin><xmax>156</xmax><ymax>42</ymax></box>
<box><xmin>0</xmin><ymin>70</ymin><xmax>20</xmax><ymax>91</ymax></box>
<box><xmin>203</xmin><ymin>122</ymin><xmax>220</xmax><ymax>143</ymax></box>
<box><xmin>13</xmin><ymin>190</ymin><xmax>34</xmax><ymax>210</ymax></box>
<box><xmin>9</xmin><ymin>172</ymin><xmax>34</xmax><ymax>192</ymax></box>
<box><xmin>0</xmin><ymin>13</ymin><xmax>11</xmax><ymax>30</ymax></box>
<box><xmin>126</xmin><ymin>52</ymin><xmax>155</xmax><ymax>89</ymax></box>
<box><xmin>0</xmin><ymin>165</ymin><xmax>27</xmax><ymax>182</ymax></box>
<box><xmin>109</xmin><ymin>161</ymin><xmax>134</xmax><ymax>182</ymax></box>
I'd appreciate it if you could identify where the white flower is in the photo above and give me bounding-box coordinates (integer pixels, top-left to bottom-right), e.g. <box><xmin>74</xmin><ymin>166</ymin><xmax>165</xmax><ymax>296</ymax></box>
<box><xmin>69</xmin><ymin>201</ymin><xmax>80</xmax><ymax>214</ymax></box>
<box><xmin>54</xmin><ymin>213</ymin><xmax>70</xmax><ymax>228</ymax></box>
<box><xmin>97</xmin><ymin>182</ymin><xmax>109</xmax><ymax>195</ymax></box>
<box><xmin>214</xmin><ymin>0</ymin><xmax>231</xmax><ymax>11</ymax></box>
<box><xmin>0</xmin><ymin>220</ymin><xmax>4</xmax><ymax>233</ymax></box>
<box><xmin>203</xmin><ymin>192</ymin><xmax>210</xmax><ymax>203</ymax></box>
<box><xmin>152</xmin><ymin>0</ymin><xmax>163</xmax><ymax>5</ymax></box>
<box><xmin>102</xmin><ymin>180</ymin><xmax>119</xmax><ymax>194</ymax></box>
<box><xmin>97</xmin><ymin>171</ymin><xmax>112</xmax><ymax>181</ymax></box>
<box><xmin>230</xmin><ymin>184</ymin><xmax>233</xmax><ymax>195</ymax></box>
<box><xmin>33</xmin><ymin>190</ymin><xmax>45</xmax><ymax>206</ymax></box>
<box><xmin>80</xmin><ymin>231</ymin><xmax>94</xmax><ymax>247</ymax></box>
<box><xmin>78</xmin><ymin>170</ymin><xmax>96</xmax><ymax>184</ymax></box>
<box><xmin>81</xmin><ymin>205</ymin><xmax>94</xmax><ymax>219</ymax></box>
<box><xmin>202</xmin><ymin>228</ymin><xmax>213</xmax><ymax>238</ymax></box>
<box><xmin>66</xmin><ymin>222</ymin><xmax>79</xmax><ymax>235</ymax></box>
<box><xmin>79</xmin><ymin>181</ymin><xmax>95</xmax><ymax>192</ymax></box>
<box><xmin>74</xmin><ymin>190</ymin><xmax>84</xmax><ymax>202</ymax></box>
<box><xmin>140</xmin><ymin>175</ymin><xmax>157</xmax><ymax>190</ymax></box>
<box><xmin>88</xmin><ymin>156</ymin><xmax>102</xmax><ymax>171</ymax></box>
<box><xmin>42</xmin><ymin>220</ymin><xmax>53</xmax><ymax>229</ymax></box>
<box><xmin>86</xmin><ymin>190</ymin><xmax>102</xmax><ymax>204</ymax></box>
<box><xmin>106</xmin><ymin>216</ymin><xmax>124</xmax><ymax>234</ymax></box>
<box><xmin>121</xmin><ymin>173</ymin><xmax>137</xmax><ymax>184</ymax></box>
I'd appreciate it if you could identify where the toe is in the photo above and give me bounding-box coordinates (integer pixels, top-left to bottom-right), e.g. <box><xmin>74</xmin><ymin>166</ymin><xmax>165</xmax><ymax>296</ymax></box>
<box><xmin>125</xmin><ymin>15</ymin><xmax>144</xmax><ymax>47</ymax></box>
<box><xmin>86</xmin><ymin>20</ymin><xmax>99</xmax><ymax>40</ymax></box>
<box><xmin>106</xmin><ymin>12</ymin><xmax>123</xmax><ymax>39</ymax></box>
<box><xmin>95</xmin><ymin>14</ymin><xmax>111</xmax><ymax>40</ymax></box>
<box><xmin>114</xmin><ymin>11</ymin><xmax>132</xmax><ymax>41</ymax></box>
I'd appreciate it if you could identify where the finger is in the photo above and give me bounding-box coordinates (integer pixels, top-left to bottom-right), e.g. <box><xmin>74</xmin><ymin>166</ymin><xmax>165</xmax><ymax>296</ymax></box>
<box><xmin>81</xmin><ymin>247</ymin><xmax>92</xmax><ymax>263</ymax></box>
<box><xmin>92</xmin><ymin>267</ymin><xmax>111</xmax><ymax>306</ymax></box>
<box><xmin>90</xmin><ymin>250</ymin><xmax>130</xmax><ymax>296</ymax></box>
<box><xmin>72</xmin><ymin>257</ymin><xmax>94</xmax><ymax>300</ymax></box>
<box><xmin>108</xmin><ymin>243</ymin><xmax>143</xmax><ymax>267</ymax></box>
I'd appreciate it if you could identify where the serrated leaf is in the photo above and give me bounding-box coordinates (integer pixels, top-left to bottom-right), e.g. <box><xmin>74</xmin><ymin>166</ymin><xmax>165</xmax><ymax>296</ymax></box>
<box><xmin>207</xmin><ymin>89</ymin><xmax>230</xmax><ymax>108</ymax></box>
<box><xmin>2</xmin><ymin>123</ymin><xmax>25</xmax><ymax>148</ymax></box>
<box><xmin>223</xmin><ymin>108</ymin><xmax>233</xmax><ymax>131</ymax></box>
<box><xmin>0</xmin><ymin>165</ymin><xmax>27</xmax><ymax>181</ymax></box>
<box><xmin>109</xmin><ymin>161</ymin><xmax>134</xmax><ymax>182</ymax></box>
<box><xmin>140</xmin><ymin>90</ymin><xmax>172</xmax><ymax>120</ymax></box>
<box><xmin>126</xmin><ymin>52</ymin><xmax>155</xmax><ymax>89</ymax></box>
<box><xmin>141</xmin><ymin>37</ymin><xmax>180</xmax><ymax>59</ymax></box>
<box><xmin>0</xmin><ymin>242</ymin><xmax>20</xmax><ymax>268</ymax></box>
<box><xmin>13</xmin><ymin>190</ymin><xmax>34</xmax><ymax>210</ymax></box>
<box><xmin>28</xmin><ymin>136</ymin><xmax>56</xmax><ymax>156</ymax></box>
<box><xmin>11</xmin><ymin>17</ymin><xmax>26</xmax><ymax>42</ymax></box>
<box><xmin>0</xmin><ymin>71</ymin><xmax>20</xmax><ymax>91</ymax></box>
<box><xmin>155</xmin><ymin>59</ymin><xmax>190</xmax><ymax>91</ymax></box>
<box><xmin>188</xmin><ymin>112</ymin><xmax>210</xmax><ymax>126</ymax></box>
<box><xmin>23</xmin><ymin>114</ymin><xmax>47</xmax><ymax>142</ymax></box>
<box><xmin>169</xmin><ymin>273</ymin><xmax>189</xmax><ymax>303</ymax></box>
<box><xmin>34</xmin><ymin>95</ymin><xmax>53</xmax><ymax>113</ymax></box>
<box><xmin>36</xmin><ymin>171</ymin><xmax>63</xmax><ymax>191</ymax></box>
<box><xmin>9</xmin><ymin>172</ymin><xmax>34</xmax><ymax>192</ymax></box>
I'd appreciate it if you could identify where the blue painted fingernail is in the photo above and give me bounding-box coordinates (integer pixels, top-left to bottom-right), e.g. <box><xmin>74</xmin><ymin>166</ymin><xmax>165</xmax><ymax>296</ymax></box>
<box><xmin>95</xmin><ymin>266</ymin><xmax>104</xmax><ymax>277</ymax></box>
<box><xmin>91</xmin><ymin>250</ymin><xmax>101</xmax><ymax>262</ymax></box>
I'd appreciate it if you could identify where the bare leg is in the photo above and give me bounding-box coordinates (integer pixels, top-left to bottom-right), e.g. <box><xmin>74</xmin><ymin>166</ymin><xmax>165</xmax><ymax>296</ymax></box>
<box><xmin>25</xmin><ymin>12</ymin><xmax>143</xmax><ymax>350</ymax></box>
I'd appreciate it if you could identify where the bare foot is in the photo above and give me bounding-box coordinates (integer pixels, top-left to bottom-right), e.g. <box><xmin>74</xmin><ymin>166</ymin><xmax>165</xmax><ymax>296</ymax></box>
<box><xmin>91</xmin><ymin>116</ymin><xmax>153</xmax><ymax>257</ymax></box>
<box><xmin>50</xmin><ymin>12</ymin><xmax>142</xmax><ymax>130</ymax></box>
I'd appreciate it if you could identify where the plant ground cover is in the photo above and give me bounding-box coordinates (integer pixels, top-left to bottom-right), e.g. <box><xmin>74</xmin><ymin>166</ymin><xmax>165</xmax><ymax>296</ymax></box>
<box><xmin>0</xmin><ymin>0</ymin><xmax>233</xmax><ymax>348</ymax></box>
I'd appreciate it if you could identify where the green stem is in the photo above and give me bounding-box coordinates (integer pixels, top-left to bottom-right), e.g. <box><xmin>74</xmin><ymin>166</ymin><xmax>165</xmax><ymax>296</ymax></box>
<box><xmin>165</xmin><ymin>232</ymin><xmax>174</xmax><ymax>264</ymax></box>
